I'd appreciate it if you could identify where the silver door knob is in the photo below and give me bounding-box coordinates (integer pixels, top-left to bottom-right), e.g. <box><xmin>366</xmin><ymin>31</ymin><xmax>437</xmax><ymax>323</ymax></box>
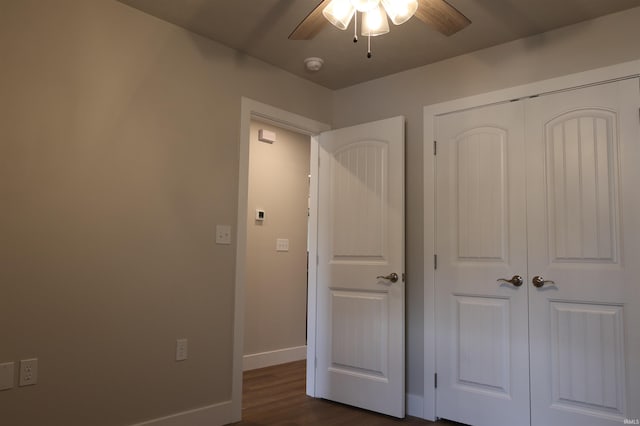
<box><xmin>532</xmin><ymin>276</ymin><xmax>555</xmax><ymax>288</ymax></box>
<box><xmin>497</xmin><ymin>275</ymin><xmax>523</xmax><ymax>287</ymax></box>
<box><xmin>376</xmin><ymin>272</ymin><xmax>399</xmax><ymax>283</ymax></box>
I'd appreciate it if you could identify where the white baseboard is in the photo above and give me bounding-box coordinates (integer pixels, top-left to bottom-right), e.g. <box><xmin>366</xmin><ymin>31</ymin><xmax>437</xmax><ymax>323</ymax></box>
<box><xmin>406</xmin><ymin>393</ymin><xmax>424</xmax><ymax>419</ymax></box>
<box><xmin>130</xmin><ymin>400</ymin><xmax>234</xmax><ymax>426</ymax></box>
<box><xmin>243</xmin><ymin>345</ymin><xmax>307</xmax><ymax>371</ymax></box>
<box><xmin>129</xmin><ymin>378</ymin><xmax>420</xmax><ymax>425</ymax></box>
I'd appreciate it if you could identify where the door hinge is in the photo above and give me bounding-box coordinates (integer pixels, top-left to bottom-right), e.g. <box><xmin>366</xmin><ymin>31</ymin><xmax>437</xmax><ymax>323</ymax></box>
<box><xmin>434</xmin><ymin>373</ymin><xmax>438</xmax><ymax>388</ymax></box>
<box><xmin>433</xmin><ymin>140</ymin><xmax>437</xmax><ymax>155</ymax></box>
<box><xmin>434</xmin><ymin>254</ymin><xmax>438</xmax><ymax>270</ymax></box>
<box><xmin>316</xmin><ymin>254</ymin><xmax>319</xmax><ymax>265</ymax></box>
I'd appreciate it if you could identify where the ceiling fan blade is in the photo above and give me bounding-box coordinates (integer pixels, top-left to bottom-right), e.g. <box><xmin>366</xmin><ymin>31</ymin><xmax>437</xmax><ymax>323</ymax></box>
<box><xmin>414</xmin><ymin>0</ymin><xmax>471</xmax><ymax>36</ymax></box>
<box><xmin>289</xmin><ymin>0</ymin><xmax>332</xmax><ymax>40</ymax></box>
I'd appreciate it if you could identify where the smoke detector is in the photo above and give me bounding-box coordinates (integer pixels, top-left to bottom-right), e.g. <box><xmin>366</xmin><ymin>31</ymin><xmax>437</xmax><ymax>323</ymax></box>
<box><xmin>304</xmin><ymin>57</ymin><xmax>324</xmax><ymax>72</ymax></box>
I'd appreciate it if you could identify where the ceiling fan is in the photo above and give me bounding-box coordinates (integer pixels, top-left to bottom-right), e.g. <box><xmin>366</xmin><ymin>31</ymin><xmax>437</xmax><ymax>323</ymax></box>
<box><xmin>289</xmin><ymin>0</ymin><xmax>471</xmax><ymax>42</ymax></box>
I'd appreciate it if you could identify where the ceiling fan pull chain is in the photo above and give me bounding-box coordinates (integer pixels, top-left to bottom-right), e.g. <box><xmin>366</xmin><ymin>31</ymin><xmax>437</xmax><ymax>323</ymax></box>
<box><xmin>353</xmin><ymin>12</ymin><xmax>358</xmax><ymax>43</ymax></box>
<box><xmin>367</xmin><ymin>34</ymin><xmax>372</xmax><ymax>58</ymax></box>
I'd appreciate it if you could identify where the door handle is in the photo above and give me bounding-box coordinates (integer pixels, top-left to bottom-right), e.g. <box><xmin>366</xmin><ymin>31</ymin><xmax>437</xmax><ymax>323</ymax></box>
<box><xmin>376</xmin><ymin>272</ymin><xmax>399</xmax><ymax>283</ymax></box>
<box><xmin>532</xmin><ymin>276</ymin><xmax>555</xmax><ymax>288</ymax></box>
<box><xmin>497</xmin><ymin>275</ymin><xmax>523</xmax><ymax>287</ymax></box>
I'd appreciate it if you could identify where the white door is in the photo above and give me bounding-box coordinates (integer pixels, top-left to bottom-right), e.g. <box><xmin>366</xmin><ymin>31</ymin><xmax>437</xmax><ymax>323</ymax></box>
<box><xmin>526</xmin><ymin>79</ymin><xmax>640</xmax><ymax>426</ymax></box>
<box><xmin>315</xmin><ymin>116</ymin><xmax>405</xmax><ymax>418</ymax></box>
<box><xmin>435</xmin><ymin>102</ymin><xmax>532</xmax><ymax>426</ymax></box>
<box><xmin>435</xmin><ymin>78</ymin><xmax>640</xmax><ymax>426</ymax></box>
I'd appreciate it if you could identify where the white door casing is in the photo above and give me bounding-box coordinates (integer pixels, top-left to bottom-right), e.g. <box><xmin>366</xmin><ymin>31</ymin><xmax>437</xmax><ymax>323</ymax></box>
<box><xmin>435</xmin><ymin>102</ymin><xmax>531</xmax><ymax>426</ymax></box>
<box><xmin>234</xmin><ymin>98</ymin><xmax>331</xmax><ymax>421</ymax></box>
<box><xmin>434</xmin><ymin>78</ymin><xmax>640</xmax><ymax>426</ymax></box>
<box><xmin>526</xmin><ymin>79</ymin><xmax>640</xmax><ymax>426</ymax></box>
<box><xmin>316</xmin><ymin>116</ymin><xmax>405</xmax><ymax>418</ymax></box>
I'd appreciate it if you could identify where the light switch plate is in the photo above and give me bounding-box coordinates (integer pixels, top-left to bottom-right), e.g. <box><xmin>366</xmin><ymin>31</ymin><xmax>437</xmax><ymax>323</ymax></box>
<box><xmin>276</xmin><ymin>238</ymin><xmax>289</xmax><ymax>252</ymax></box>
<box><xmin>215</xmin><ymin>225</ymin><xmax>232</xmax><ymax>245</ymax></box>
<box><xmin>176</xmin><ymin>339</ymin><xmax>188</xmax><ymax>361</ymax></box>
<box><xmin>0</xmin><ymin>362</ymin><xmax>14</xmax><ymax>391</ymax></box>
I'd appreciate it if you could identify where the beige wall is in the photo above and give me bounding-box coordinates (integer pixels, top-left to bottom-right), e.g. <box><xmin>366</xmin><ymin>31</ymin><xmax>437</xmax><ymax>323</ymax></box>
<box><xmin>0</xmin><ymin>1</ymin><xmax>331</xmax><ymax>425</ymax></box>
<box><xmin>244</xmin><ymin>121</ymin><xmax>310</xmax><ymax>357</ymax></box>
<box><xmin>3</xmin><ymin>0</ymin><xmax>640</xmax><ymax>423</ymax></box>
<box><xmin>332</xmin><ymin>6</ymin><xmax>640</xmax><ymax>397</ymax></box>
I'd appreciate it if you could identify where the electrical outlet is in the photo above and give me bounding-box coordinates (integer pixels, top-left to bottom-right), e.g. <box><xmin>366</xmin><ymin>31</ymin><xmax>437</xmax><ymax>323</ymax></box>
<box><xmin>19</xmin><ymin>359</ymin><xmax>37</xmax><ymax>387</ymax></box>
<box><xmin>215</xmin><ymin>225</ymin><xmax>232</xmax><ymax>245</ymax></box>
<box><xmin>176</xmin><ymin>339</ymin><xmax>188</xmax><ymax>361</ymax></box>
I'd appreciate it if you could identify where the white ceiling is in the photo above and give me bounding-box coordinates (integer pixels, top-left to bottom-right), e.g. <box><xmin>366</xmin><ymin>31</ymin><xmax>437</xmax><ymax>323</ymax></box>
<box><xmin>117</xmin><ymin>0</ymin><xmax>640</xmax><ymax>89</ymax></box>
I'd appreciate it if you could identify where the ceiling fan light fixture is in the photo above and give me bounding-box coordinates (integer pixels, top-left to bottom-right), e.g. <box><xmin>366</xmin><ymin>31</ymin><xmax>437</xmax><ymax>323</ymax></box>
<box><xmin>291</xmin><ymin>0</ymin><xmax>471</xmax><ymax>61</ymax></box>
<box><xmin>350</xmin><ymin>0</ymin><xmax>380</xmax><ymax>12</ymax></box>
<box><xmin>381</xmin><ymin>0</ymin><xmax>418</xmax><ymax>25</ymax></box>
<box><xmin>322</xmin><ymin>0</ymin><xmax>356</xmax><ymax>30</ymax></box>
<box><xmin>361</xmin><ymin>5</ymin><xmax>389</xmax><ymax>36</ymax></box>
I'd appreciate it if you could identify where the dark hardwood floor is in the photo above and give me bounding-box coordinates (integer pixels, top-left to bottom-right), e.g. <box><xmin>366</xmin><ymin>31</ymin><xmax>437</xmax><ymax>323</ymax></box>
<box><xmin>232</xmin><ymin>360</ymin><xmax>460</xmax><ymax>426</ymax></box>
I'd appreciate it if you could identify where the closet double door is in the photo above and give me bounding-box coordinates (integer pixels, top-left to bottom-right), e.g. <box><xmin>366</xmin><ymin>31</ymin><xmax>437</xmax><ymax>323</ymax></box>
<box><xmin>435</xmin><ymin>79</ymin><xmax>640</xmax><ymax>426</ymax></box>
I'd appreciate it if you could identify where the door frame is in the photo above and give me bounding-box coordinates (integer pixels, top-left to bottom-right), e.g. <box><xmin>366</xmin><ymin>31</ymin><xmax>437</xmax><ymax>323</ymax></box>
<box><xmin>422</xmin><ymin>60</ymin><xmax>640</xmax><ymax>421</ymax></box>
<box><xmin>232</xmin><ymin>98</ymin><xmax>330</xmax><ymax>421</ymax></box>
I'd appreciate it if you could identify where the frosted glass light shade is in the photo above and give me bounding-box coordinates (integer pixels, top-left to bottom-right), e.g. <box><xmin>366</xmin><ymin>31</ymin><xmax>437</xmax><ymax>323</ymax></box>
<box><xmin>361</xmin><ymin>5</ymin><xmax>389</xmax><ymax>36</ymax></box>
<box><xmin>323</xmin><ymin>0</ymin><xmax>355</xmax><ymax>30</ymax></box>
<box><xmin>351</xmin><ymin>0</ymin><xmax>380</xmax><ymax>12</ymax></box>
<box><xmin>381</xmin><ymin>0</ymin><xmax>418</xmax><ymax>25</ymax></box>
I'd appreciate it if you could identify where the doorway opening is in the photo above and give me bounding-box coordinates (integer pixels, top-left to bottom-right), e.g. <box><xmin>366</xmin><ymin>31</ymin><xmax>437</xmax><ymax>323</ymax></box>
<box><xmin>231</xmin><ymin>98</ymin><xmax>330</xmax><ymax>421</ymax></box>
<box><xmin>242</xmin><ymin>118</ymin><xmax>311</xmax><ymax>371</ymax></box>
<box><xmin>233</xmin><ymin>101</ymin><xmax>407</xmax><ymax>421</ymax></box>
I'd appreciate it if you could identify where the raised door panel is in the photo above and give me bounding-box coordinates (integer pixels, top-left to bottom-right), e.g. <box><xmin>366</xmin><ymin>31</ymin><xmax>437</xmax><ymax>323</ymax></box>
<box><xmin>456</xmin><ymin>128</ymin><xmax>507</xmax><ymax>262</ymax></box>
<box><xmin>455</xmin><ymin>296</ymin><xmax>510</xmax><ymax>394</ymax></box>
<box><xmin>332</xmin><ymin>142</ymin><xmax>387</xmax><ymax>261</ymax></box>
<box><xmin>550</xmin><ymin>302</ymin><xmax>625</xmax><ymax>416</ymax></box>
<box><xmin>330</xmin><ymin>290</ymin><xmax>388</xmax><ymax>378</ymax></box>
<box><xmin>545</xmin><ymin>111</ymin><xmax>620</xmax><ymax>263</ymax></box>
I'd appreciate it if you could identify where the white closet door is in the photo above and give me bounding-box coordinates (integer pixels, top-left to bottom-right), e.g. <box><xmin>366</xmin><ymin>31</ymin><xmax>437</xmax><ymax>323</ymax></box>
<box><xmin>526</xmin><ymin>79</ymin><xmax>640</xmax><ymax>426</ymax></box>
<box><xmin>435</xmin><ymin>102</ymin><xmax>531</xmax><ymax>426</ymax></box>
